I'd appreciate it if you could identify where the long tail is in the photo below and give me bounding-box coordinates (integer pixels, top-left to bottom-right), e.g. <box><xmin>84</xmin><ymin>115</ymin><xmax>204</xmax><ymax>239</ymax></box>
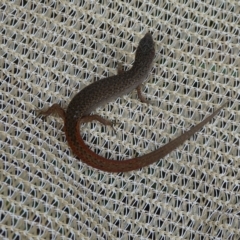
<box><xmin>71</xmin><ymin>102</ymin><xmax>228</xmax><ymax>172</ymax></box>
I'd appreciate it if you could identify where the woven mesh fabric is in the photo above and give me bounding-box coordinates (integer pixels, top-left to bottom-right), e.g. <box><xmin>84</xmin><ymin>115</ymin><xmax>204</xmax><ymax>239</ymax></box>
<box><xmin>1</xmin><ymin>0</ymin><xmax>239</xmax><ymax>239</ymax></box>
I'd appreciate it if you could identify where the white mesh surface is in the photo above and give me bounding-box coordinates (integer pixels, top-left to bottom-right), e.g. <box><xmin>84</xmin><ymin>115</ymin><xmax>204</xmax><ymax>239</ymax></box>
<box><xmin>1</xmin><ymin>0</ymin><xmax>239</xmax><ymax>239</ymax></box>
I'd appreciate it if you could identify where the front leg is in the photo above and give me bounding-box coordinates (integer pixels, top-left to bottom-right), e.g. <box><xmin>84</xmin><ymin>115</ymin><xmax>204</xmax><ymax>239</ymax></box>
<box><xmin>136</xmin><ymin>85</ymin><xmax>149</xmax><ymax>103</ymax></box>
<box><xmin>117</xmin><ymin>62</ymin><xmax>124</xmax><ymax>75</ymax></box>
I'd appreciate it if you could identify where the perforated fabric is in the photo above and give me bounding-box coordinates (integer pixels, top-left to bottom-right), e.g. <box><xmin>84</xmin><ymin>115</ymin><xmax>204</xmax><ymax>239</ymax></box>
<box><xmin>1</xmin><ymin>1</ymin><xmax>239</xmax><ymax>239</ymax></box>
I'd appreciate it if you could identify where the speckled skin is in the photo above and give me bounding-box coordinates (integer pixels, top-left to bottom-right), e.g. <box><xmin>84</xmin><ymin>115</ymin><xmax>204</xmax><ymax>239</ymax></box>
<box><xmin>38</xmin><ymin>33</ymin><xmax>227</xmax><ymax>172</ymax></box>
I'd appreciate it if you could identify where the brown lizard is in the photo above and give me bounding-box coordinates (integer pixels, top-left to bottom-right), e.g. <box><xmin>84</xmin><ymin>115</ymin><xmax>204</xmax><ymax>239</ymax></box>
<box><xmin>37</xmin><ymin>32</ymin><xmax>227</xmax><ymax>172</ymax></box>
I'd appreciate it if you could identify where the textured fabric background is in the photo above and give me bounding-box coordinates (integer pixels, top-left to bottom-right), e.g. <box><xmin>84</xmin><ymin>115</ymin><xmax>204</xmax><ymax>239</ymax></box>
<box><xmin>1</xmin><ymin>1</ymin><xmax>239</xmax><ymax>239</ymax></box>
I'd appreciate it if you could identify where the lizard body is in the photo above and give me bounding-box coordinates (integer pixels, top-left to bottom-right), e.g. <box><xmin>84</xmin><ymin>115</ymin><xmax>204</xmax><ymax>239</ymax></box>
<box><xmin>38</xmin><ymin>32</ymin><xmax>227</xmax><ymax>172</ymax></box>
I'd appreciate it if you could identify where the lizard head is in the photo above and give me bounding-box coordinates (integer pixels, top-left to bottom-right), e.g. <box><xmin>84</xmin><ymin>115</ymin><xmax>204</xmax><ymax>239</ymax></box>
<box><xmin>134</xmin><ymin>32</ymin><xmax>155</xmax><ymax>65</ymax></box>
<box><xmin>137</xmin><ymin>32</ymin><xmax>155</xmax><ymax>55</ymax></box>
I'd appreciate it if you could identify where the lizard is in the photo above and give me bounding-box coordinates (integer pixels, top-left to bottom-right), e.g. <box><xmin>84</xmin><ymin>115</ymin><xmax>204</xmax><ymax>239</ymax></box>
<box><xmin>37</xmin><ymin>32</ymin><xmax>228</xmax><ymax>172</ymax></box>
